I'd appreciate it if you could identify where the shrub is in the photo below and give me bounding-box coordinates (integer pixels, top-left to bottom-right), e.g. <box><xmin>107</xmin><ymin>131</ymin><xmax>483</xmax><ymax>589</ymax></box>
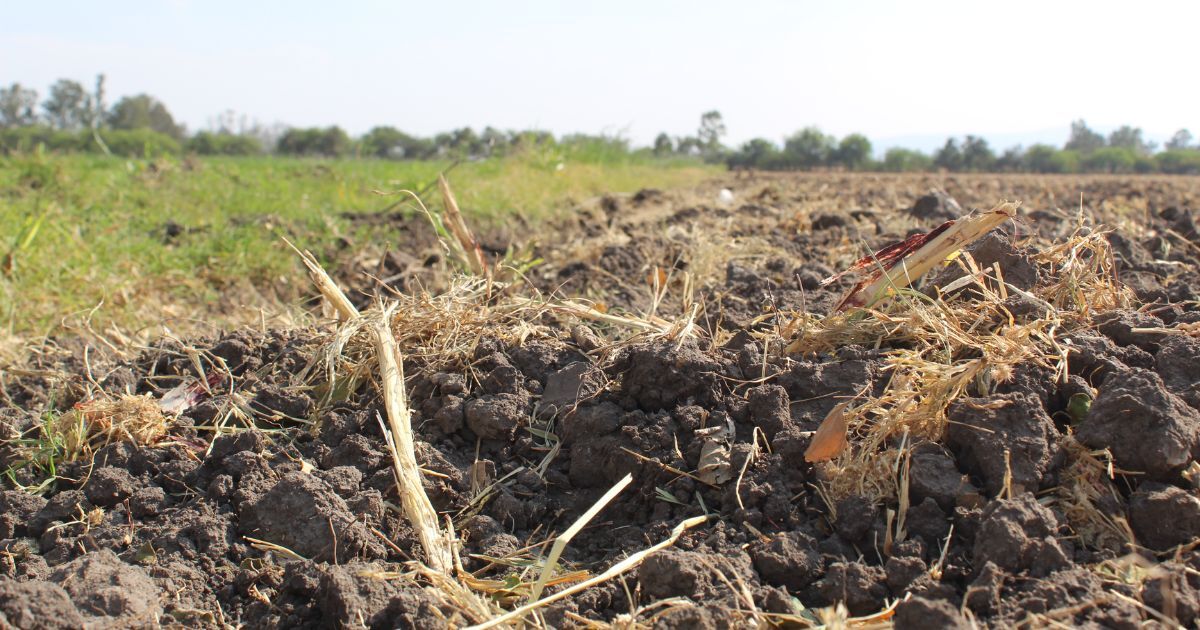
<box><xmin>1157</xmin><ymin>149</ymin><xmax>1200</xmax><ymax>174</ymax></box>
<box><xmin>186</xmin><ymin>131</ymin><xmax>263</xmax><ymax>156</ymax></box>
<box><xmin>0</xmin><ymin>125</ymin><xmax>85</xmax><ymax>153</ymax></box>
<box><xmin>1082</xmin><ymin>147</ymin><xmax>1136</xmax><ymax>173</ymax></box>
<box><xmin>99</xmin><ymin>128</ymin><xmax>181</xmax><ymax>157</ymax></box>
<box><xmin>881</xmin><ymin>148</ymin><xmax>932</xmax><ymax>172</ymax></box>
<box><xmin>277</xmin><ymin>126</ymin><xmax>351</xmax><ymax>157</ymax></box>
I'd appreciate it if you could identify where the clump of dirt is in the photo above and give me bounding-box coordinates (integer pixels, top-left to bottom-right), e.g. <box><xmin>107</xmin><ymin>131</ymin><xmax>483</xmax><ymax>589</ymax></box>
<box><xmin>4</xmin><ymin>173</ymin><xmax>1200</xmax><ymax>627</ymax></box>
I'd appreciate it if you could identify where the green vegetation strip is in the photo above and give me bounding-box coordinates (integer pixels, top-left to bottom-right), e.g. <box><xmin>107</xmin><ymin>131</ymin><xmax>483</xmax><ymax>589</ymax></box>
<box><xmin>0</xmin><ymin>152</ymin><xmax>714</xmax><ymax>339</ymax></box>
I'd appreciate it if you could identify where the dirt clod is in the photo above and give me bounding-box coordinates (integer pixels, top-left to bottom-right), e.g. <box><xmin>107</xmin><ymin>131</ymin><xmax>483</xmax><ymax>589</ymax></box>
<box><xmin>946</xmin><ymin>392</ymin><xmax>1061</xmax><ymax>495</ymax></box>
<box><xmin>50</xmin><ymin>550</ymin><xmax>161</xmax><ymax>627</ymax></box>
<box><xmin>894</xmin><ymin>596</ymin><xmax>970</xmax><ymax>630</ymax></box>
<box><xmin>0</xmin><ymin>580</ymin><xmax>86</xmax><ymax>630</ymax></box>
<box><xmin>909</xmin><ymin>190</ymin><xmax>963</xmax><ymax>221</ymax></box>
<box><xmin>239</xmin><ymin>471</ymin><xmax>385</xmax><ymax>561</ymax></box>
<box><xmin>748</xmin><ymin>531</ymin><xmax>822</xmax><ymax>591</ymax></box>
<box><xmin>1128</xmin><ymin>482</ymin><xmax>1200</xmax><ymax>551</ymax></box>
<box><xmin>808</xmin><ymin>561</ymin><xmax>888</xmax><ymax>615</ymax></box>
<box><xmin>83</xmin><ymin>466</ymin><xmax>138</xmax><ymax>507</ymax></box>
<box><xmin>972</xmin><ymin>494</ymin><xmax>1070</xmax><ymax>577</ymax></box>
<box><xmin>1077</xmin><ymin>368</ymin><xmax>1200</xmax><ymax>480</ymax></box>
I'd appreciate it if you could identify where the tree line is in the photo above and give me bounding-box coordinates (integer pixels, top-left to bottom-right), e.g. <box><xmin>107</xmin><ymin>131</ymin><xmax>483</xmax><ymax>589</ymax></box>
<box><xmin>3</xmin><ymin>76</ymin><xmax>1199</xmax><ymax>174</ymax></box>
<box><xmin>0</xmin><ymin>76</ymin><xmax>647</xmax><ymax>160</ymax></box>
<box><xmin>722</xmin><ymin>119</ymin><xmax>1200</xmax><ymax>175</ymax></box>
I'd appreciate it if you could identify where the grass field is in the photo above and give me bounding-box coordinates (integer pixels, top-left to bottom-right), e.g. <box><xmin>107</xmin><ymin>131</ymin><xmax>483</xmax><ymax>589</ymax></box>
<box><xmin>0</xmin><ymin>151</ymin><xmax>716</xmax><ymax>344</ymax></box>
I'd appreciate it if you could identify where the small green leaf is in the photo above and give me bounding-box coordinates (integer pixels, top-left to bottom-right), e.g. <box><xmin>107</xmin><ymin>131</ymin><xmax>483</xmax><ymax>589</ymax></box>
<box><xmin>1067</xmin><ymin>393</ymin><xmax>1092</xmax><ymax>424</ymax></box>
<box><xmin>654</xmin><ymin>486</ymin><xmax>684</xmax><ymax>505</ymax></box>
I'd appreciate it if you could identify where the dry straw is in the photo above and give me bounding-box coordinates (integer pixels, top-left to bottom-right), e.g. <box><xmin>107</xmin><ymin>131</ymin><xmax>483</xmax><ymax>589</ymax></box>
<box><xmin>290</xmin><ymin>177</ymin><xmax>711</xmax><ymax>625</ymax></box>
<box><xmin>793</xmin><ymin>215</ymin><xmax>1123</xmax><ymax>506</ymax></box>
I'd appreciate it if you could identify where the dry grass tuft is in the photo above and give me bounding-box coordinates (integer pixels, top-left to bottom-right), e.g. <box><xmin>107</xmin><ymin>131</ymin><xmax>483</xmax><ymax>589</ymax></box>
<box><xmin>1051</xmin><ymin>437</ymin><xmax>1131</xmax><ymax>553</ymax></box>
<box><xmin>795</xmin><ymin>223</ymin><xmax>1125</xmax><ymax>506</ymax></box>
<box><xmin>1034</xmin><ymin>225</ymin><xmax>1134</xmax><ymax>318</ymax></box>
<box><xmin>50</xmin><ymin>394</ymin><xmax>168</xmax><ymax>462</ymax></box>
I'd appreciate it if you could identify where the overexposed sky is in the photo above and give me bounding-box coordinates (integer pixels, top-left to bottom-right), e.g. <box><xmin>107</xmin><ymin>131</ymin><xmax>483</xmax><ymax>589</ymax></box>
<box><xmin>2</xmin><ymin>0</ymin><xmax>1197</xmax><ymax>151</ymax></box>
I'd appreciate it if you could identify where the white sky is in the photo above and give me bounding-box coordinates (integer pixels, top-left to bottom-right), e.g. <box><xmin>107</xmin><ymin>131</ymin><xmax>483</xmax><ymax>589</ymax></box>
<box><xmin>2</xmin><ymin>0</ymin><xmax>1197</xmax><ymax>152</ymax></box>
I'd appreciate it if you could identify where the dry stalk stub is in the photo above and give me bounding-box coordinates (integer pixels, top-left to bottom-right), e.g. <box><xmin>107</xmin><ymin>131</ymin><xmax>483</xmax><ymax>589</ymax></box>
<box><xmin>823</xmin><ymin>202</ymin><xmax>1016</xmax><ymax>312</ymax></box>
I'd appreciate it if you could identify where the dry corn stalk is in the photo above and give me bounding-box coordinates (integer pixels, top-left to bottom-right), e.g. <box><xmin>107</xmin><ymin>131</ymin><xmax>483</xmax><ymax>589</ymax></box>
<box><xmin>825</xmin><ymin>203</ymin><xmax>1016</xmax><ymax>311</ymax></box>
<box><xmin>438</xmin><ymin>175</ymin><xmax>489</xmax><ymax>277</ymax></box>
<box><xmin>371</xmin><ymin>309</ymin><xmax>455</xmax><ymax>573</ymax></box>
<box><xmin>289</xmin><ymin>242</ymin><xmax>454</xmax><ymax>574</ymax></box>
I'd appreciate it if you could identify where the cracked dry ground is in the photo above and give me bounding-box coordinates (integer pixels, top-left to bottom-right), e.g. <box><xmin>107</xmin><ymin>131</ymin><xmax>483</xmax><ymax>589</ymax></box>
<box><xmin>4</xmin><ymin>173</ymin><xmax>1200</xmax><ymax>628</ymax></box>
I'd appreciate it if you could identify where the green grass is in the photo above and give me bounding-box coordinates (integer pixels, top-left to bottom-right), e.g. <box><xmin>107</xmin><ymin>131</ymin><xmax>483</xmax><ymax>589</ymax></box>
<box><xmin>0</xmin><ymin>150</ymin><xmax>716</xmax><ymax>342</ymax></box>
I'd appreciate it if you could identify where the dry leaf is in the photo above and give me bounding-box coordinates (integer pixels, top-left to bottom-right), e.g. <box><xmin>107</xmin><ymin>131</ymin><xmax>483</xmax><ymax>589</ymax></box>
<box><xmin>805</xmin><ymin>401</ymin><xmax>851</xmax><ymax>463</ymax></box>
<box><xmin>697</xmin><ymin>440</ymin><xmax>732</xmax><ymax>484</ymax></box>
<box><xmin>696</xmin><ymin>418</ymin><xmax>734</xmax><ymax>485</ymax></box>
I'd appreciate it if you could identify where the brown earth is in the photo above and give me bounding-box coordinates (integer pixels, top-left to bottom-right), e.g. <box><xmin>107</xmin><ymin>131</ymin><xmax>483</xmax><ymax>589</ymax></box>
<box><xmin>4</xmin><ymin>173</ymin><xmax>1200</xmax><ymax>628</ymax></box>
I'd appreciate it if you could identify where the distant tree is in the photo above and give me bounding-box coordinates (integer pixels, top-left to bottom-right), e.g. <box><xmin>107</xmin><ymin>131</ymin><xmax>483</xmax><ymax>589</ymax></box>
<box><xmin>782</xmin><ymin>127</ymin><xmax>834</xmax><ymax>169</ymax></box>
<box><xmin>0</xmin><ymin>83</ymin><xmax>39</xmax><ymax>128</ymax></box>
<box><xmin>560</xmin><ymin>133</ymin><xmax>630</xmax><ymax>162</ymax></box>
<box><xmin>960</xmin><ymin>135</ymin><xmax>996</xmax><ymax>171</ymax></box>
<box><xmin>1022</xmin><ymin>142</ymin><xmax>1060</xmax><ymax>170</ymax></box>
<box><xmin>933</xmin><ymin>138</ymin><xmax>963</xmax><ymax>171</ymax></box>
<box><xmin>361</xmin><ymin>126</ymin><xmax>419</xmax><ymax>159</ymax></box>
<box><xmin>245</xmin><ymin>122</ymin><xmax>289</xmax><ymax>154</ymax></box>
<box><xmin>1083</xmin><ymin>146</ymin><xmax>1136</xmax><ymax>173</ymax></box>
<box><xmin>277</xmin><ymin>126</ymin><xmax>350</xmax><ymax>157</ymax></box>
<box><xmin>479</xmin><ymin>126</ymin><xmax>509</xmax><ymax>157</ymax></box>
<box><xmin>42</xmin><ymin>79</ymin><xmax>91</xmax><ymax>130</ymax></box>
<box><xmin>698</xmin><ymin>110</ymin><xmax>726</xmax><ymax>154</ymax></box>
<box><xmin>107</xmin><ymin>94</ymin><xmax>185</xmax><ymax>139</ymax></box>
<box><xmin>833</xmin><ymin>133</ymin><xmax>872</xmax><ymax>170</ymax></box>
<box><xmin>447</xmin><ymin>127</ymin><xmax>481</xmax><ymax>157</ymax></box>
<box><xmin>727</xmin><ymin>138</ymin><xmax>779</xmax><ymax>169</ymax></box>
<box><xmin>510</xmin><ymin>130</ymin><xmax>555</xmax><ymax>152</ymax></box>
<box><xmin>675</xmin><ymin>136</ymin><xmax>703</xmax><ymax>156</ymax></box>
<box><xmin>97</xmin><ymin>128</ymin><xmax>181</xmax><ymax>157</ymax></box>
<box><xmin>652</xmin><ymin>132</ymin><xmax>674</xmax><ymax>156</ymax></box>
<box><xmin>1064</xmin><ymin>119</ymin><xmax>1105</xmax><ymax>154</ymax></box>
<box><xmin>1157</xmin><ymin>149</ymin><xmax>1200</xmax><ymax>174</ymax></box>
<box><xmin>1166</xmin><ymin>129</ymin><xmax>1194</xmax><ymax>151</ymax></box>
<box><xmin>1107</xmin><ymin>125</ymin><xmax>1153</xmax><ymax>155</ymax></box>
<box><xmin>209</xmin><ymin>109</ymin><xmax>247</xmax><ymax>135</ymax></box>
<box><xmin>995</xmin><ymin>146</ymin><xmax>1024</xmax><ymax>172</ymax></box>
<box><xmin>186</xmin><ymin>131</ymin><xmax>262</xmax><ymax>155</ymax></box>
<box><xmin>881</xmin><ymin>147</ymin><xmax>932</xmax><ymax>172</ymax></box>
